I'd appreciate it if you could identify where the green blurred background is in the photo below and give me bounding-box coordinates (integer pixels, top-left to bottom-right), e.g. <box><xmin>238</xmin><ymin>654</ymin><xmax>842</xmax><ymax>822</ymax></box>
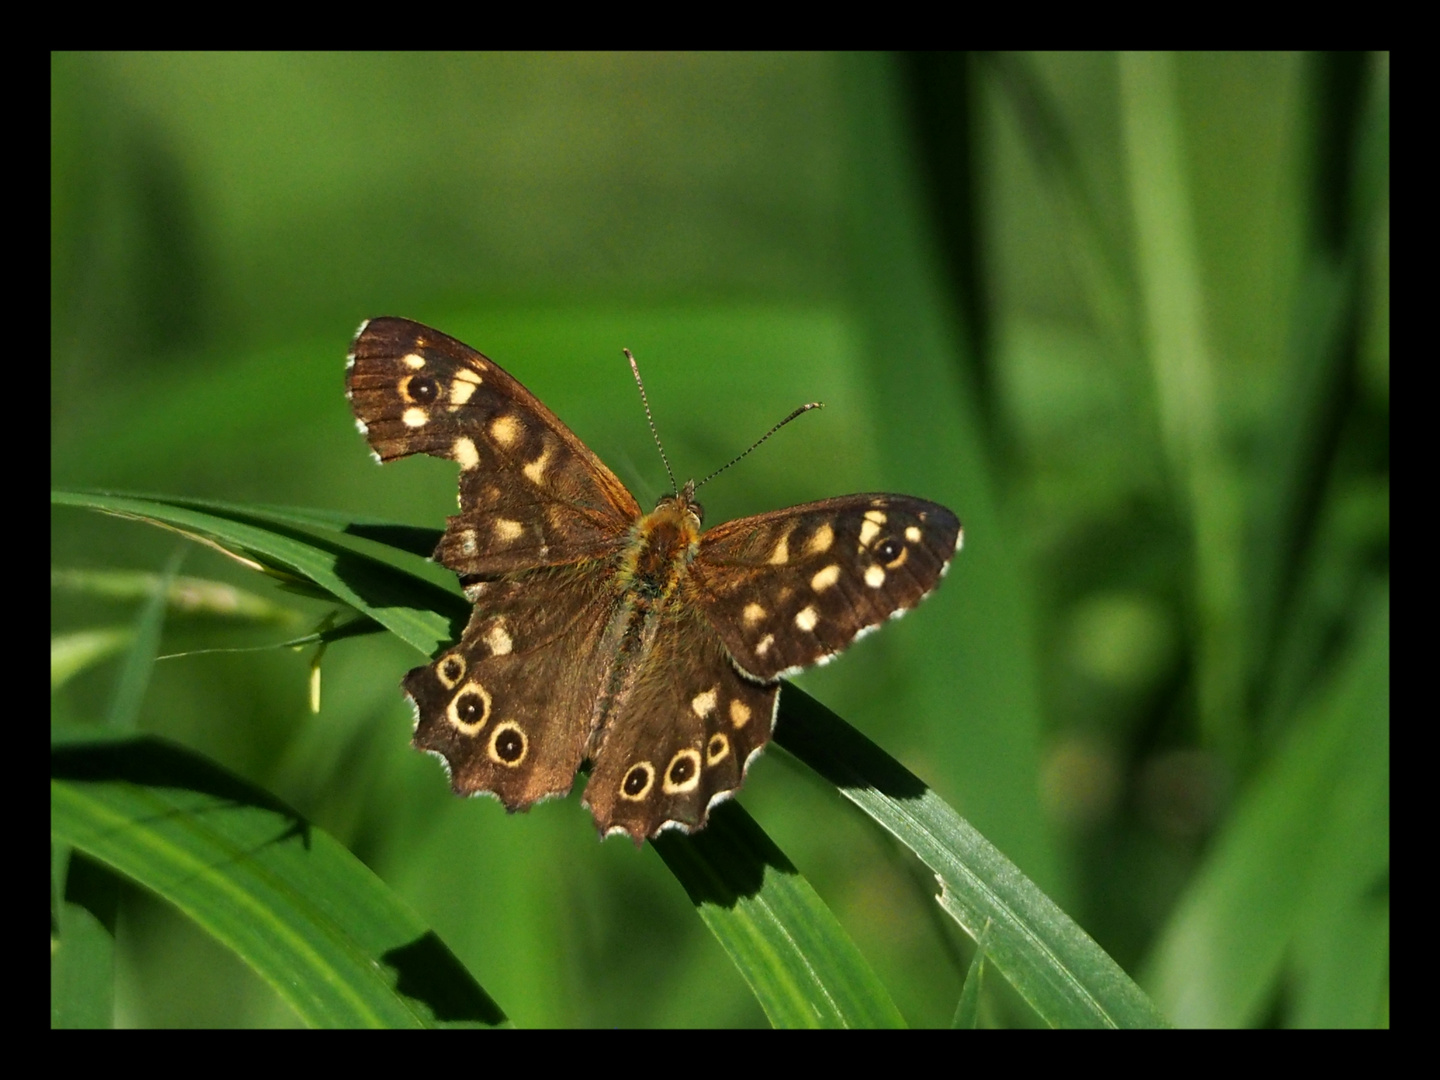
<box><xmin>51</xmin><ymin>52</ymin><xmax>1388</xmax><ymax>1027</ymax></box>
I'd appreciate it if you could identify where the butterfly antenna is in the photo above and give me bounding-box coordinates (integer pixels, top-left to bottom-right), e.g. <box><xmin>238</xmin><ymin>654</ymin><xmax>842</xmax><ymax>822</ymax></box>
<box><xmin>694</xmin><ymin>401</ymin><xmax>824</xmax><ymax>491</ymax></box>
<box><xmin>625</xmin><ymin>348</ymin><xmax>678</xmax><ymax>497</ymax></box>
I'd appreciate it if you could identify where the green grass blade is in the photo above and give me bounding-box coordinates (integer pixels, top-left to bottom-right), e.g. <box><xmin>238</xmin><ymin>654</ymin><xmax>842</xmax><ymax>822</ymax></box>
<box><xmin>51</xmin><ymin>726</ymin><xmax>506</xmax><ymax>1029</ymax></box>
<box><xmin>776</xmin><ymin>688</ymin><xmax>1168</xmax><ymax>1028</ymax></box>
<box><xmin>51</xmin><ymin>847</ymin><xmax>120</xmax><ymax>1028</ymax></box>
<box><xmin>52</xmin><ymin>490</ymin><xmax>462</xmax><ymax>656</ymax></box>
<box><xmin>653</xmin><ymin>801</ymin><xmax>906</xmax><ymax>1029</ymax></box>
<box><xmin>51</xmin><ymin>628</ymin><xmax>133</xmax><ymax>690</ymax></box>
<box><xmin>105</xmin><ymin>544</ymin><xmax>184</xmax><ymax>731</ymax></box>
<box><xmin>52</xmin><ymin>568</ymin><xmax>302</xmax><ymax>624</ymax></box>
<box><xmin>951</xmin><ymin>919</ymin><xmax>992</xmax><ymax>1029</ymax></box>
<box><xmin>1143</xmin><ymin>585</ymin><xmax>1389</xmax><ymax>1027</ymax></box>
<box><xmin>57</xmin><ymin>489</ymin><xmax>903</xmax><ymax>1028</ymax></box>
<box><xmin>1119</xmin><ymin>51</ymin><xmax>1246</xmax><ymax>764</ymax></box>
<box><xmin>60</xmin><ymin>488</ymin><xmax>1160</xmax><ymax>1027</ymax></box>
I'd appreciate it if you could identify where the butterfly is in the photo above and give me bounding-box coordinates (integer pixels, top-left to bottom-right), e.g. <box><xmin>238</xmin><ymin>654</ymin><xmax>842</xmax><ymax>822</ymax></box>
<box><xmin>346</xmin><ymin>318</ymin><xmax>962</xmax><ymax>843</ymax></box>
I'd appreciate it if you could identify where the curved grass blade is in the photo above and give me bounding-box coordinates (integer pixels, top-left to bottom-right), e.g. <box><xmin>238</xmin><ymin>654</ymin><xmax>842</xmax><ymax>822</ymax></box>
<box><xmin>1143</xmin><ymin>587</ymin><xmax>1389</xmax><ymax>1028</ymax></box>
<box><xmin>51</xmin><ymin>847</ymin><xmax>120</xmax><ymax>1028</ymax></box>
<box><xmin>653</xmin><ymin>800</ymin><xmax>906</xmax><ymax>1029</ymax></box>
<box><xmin>951</xmin><ymin>919</ymin><xmax>992</xmax><ymax>1029</ymax></box>
<box><xmin>51</xmin><ymin>726</ymin><xmax>506</xmax><ymax>1029</ymax></box>
<box><xmin>56</xmin><ymin>489</ymin><xmax>904</xmax><ymax>1028</ymax></box>
<box><xmin>52</xmin><ymin>628</ymin><xmax>133</xmax><ymax>690</ymax></box>
<box><xmin>106</xmin><ymin>545</ymin><xmax>184</xmax><ymax>731</ymax></box>
<box><xmin>52</xmin><ymin>490</ymin><xmax>463</xmax><ymax>656</ymax></box>
<box><xmin>52</xmin><ymin>568</ymin><xmax>302</xmax><ymax>624</ymax></box>
<box><xmin>776</xmin><ymin>689</ymin><xmax>1169</xmax><ymax>1028</ymax></box>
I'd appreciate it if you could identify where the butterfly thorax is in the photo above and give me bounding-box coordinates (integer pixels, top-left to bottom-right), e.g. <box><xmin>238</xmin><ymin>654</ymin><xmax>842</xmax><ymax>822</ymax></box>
<box><xmin>618</xmin><ymin>492</ymin><xmax>702</xmax><ymax>601</ymax></box>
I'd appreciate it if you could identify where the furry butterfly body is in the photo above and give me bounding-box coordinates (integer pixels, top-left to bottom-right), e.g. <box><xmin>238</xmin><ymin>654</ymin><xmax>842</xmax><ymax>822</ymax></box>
<box><xmin>346</xmin><ymin>318</ymin><xmax>961</xmax><ymax>842</ymax></box>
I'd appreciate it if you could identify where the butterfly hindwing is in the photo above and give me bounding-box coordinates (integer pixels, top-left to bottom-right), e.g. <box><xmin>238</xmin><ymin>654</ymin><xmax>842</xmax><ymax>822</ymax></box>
<box><xmin>582</xmin><ymin>602</ymin><xmax>779</xmax><ymax>840</ymax></box>
<box><xmin>691</xmin><ymin>494</ymin><xmax>962</xmax><ymax>680</ymax></box>
<box><xmin>346</xmin><ymin>317</ymin><xmax>639</xmax><ymax>575</ymax></box>
<box><xmin>403</xmin><ymin>564</ymin><xmax>620</xmax><ymax>810</ymax></box>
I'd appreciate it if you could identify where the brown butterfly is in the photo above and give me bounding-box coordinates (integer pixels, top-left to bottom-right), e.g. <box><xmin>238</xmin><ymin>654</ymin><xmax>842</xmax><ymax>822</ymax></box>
<box><xmin>346</xmin><ymin>318</ymin><xmax>962</xmax><ymax>843</ymax></box>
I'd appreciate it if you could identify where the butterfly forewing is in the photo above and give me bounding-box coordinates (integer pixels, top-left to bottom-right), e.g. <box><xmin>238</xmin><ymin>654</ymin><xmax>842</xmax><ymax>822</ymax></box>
<box><xmin>347</xmin><ymin>317</ymin><xmax>639</xmax><ymax>576</ymax></box>
<box><xmin>691</xmin><ymin>495</ymin><xmax>962</xmax><ymax>680</ymax></box>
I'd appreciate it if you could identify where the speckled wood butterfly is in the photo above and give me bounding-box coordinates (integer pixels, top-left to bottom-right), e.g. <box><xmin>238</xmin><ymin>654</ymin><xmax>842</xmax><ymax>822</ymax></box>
<box><xmin>346</xmin><ymin>318</ymin><xmax>962</xmax><ymax>843</ymax></box>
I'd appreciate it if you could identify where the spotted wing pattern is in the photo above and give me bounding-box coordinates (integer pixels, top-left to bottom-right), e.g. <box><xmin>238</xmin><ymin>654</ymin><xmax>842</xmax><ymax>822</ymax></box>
<box><xmin>582</xmin><ymin>601</ymin><xmax>779</xmax><ymax>839</ymax></box>
<box><xmin>403</xmin><ymin>565</ymin><xmax>619</xmax><ymax>810</ymax></box>
<box><xmin>690</xmin><ymin>495</ymin><xmax>962</xmax><ymax>680</ymax></box>
<box><xmin>346</xmin><ymin>317</ymin><xmax>639</xmax><ymax>577</ymax></box>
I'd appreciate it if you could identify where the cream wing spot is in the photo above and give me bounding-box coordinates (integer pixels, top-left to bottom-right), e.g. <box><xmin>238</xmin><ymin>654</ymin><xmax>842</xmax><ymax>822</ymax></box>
<box><xmin>729</xmin><ymin>699</ymin><xmax>751</xmax><ymax>728</ymax></box>
<box><xmin>494</xmin><ymin>518</ymin><xmax>524</xmax><ymax>542</ymax></box>
<box><xmin>449</xmin><ymin>380</ymin><xmax>477</xmax><ymax>407</ymax></box>
<box><xmin>402</xmin><ymin>353</ymin><xmax>426</xmax><ymax>369</ymax></box>
<box><xmin>859</xmin><ymin>519</ymin><xmax>881</xmax><ymax>547</ymax></box>
<box><xmin>663</xmin><ymin>749</ymin><xmax>702</xmax><ymax>794</ymax></box>
<box><xmin>810</xmin><ymin>564</ymin><xmax>841</xmax><ymax>591</ymax></box>
<box><xmin>691</xmin><ymin>688</ymin><xmax>719</xmax><ymax>718</ymax></box>
<box><xmin>805</xmin><ymin>522</ymin><xmax>835</xmax><ymax>555</ymax></box>
<box><xmin>865</xmin><ymin>564</ymin><xmax>887</xmax><ymax>588</ymax></box>
<box><xmin>484</xmin><ymin>622</ymin><xmax>513</xmax><ymax>657</ymax></box>
<box><xmin>742</xmin><ymin>602</ymin><xmax>767</xmax><ymax>627</ymax></box>
<box><xmin>523</xmin><ymin>443</ymin><xmax>553</xmax><ymax>485</ymax></box>
<box><xmin>755</xmin><ymin>634</ymin><xmax>774</xmax><ymax>657</ymax></box>
<box><xmin>905</xmin><ymin>525</ymin><xmax>922</xmax><ymax>543</ymax></box>
<box><xmin>453</xmin><ymin>437</ymin><xmax>479</xmax><ymax>470</ymax></box>
<box><xmin>489</xmin><ymin>414</ymin><xmax>521</xmax><ymax>447</ymax></box>
<box><xmin>460</xmin><ymin>529</ymin><xmax>479</xmax><ymax>556</ymax></box>
<box><xmin>795</xmin><ymin>606</ymin><xmax>818</xmax><ymax>632</ymax></box>
<box><xmin>488</xmin><ymin>722</ymin><xmax>527</xmax><ymax>767</ymax></box>
<box><xmin>402</xmin><ymin>407</ymin><xmax>428</xmax><ymax>428</ymax></box>
<box><xmin>768</xmin><ymin>532</ymin><xmax>791</xmax><ymax>565</ymax></box>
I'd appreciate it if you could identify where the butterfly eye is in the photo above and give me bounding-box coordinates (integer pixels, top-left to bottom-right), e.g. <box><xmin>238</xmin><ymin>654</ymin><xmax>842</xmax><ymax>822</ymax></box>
<box><xmin>621</xmin><ymin>762</ymin><xmax>655</xmax><ymax>800</ymax></box>
<box><xmin>489</xmin><ymin>722</ymin><xmax>528</xmax><ymax>766</ymax></box>
<box><xmin>689</xmin><ymin>501</ymin><xmax>704</xmax><ymax>526</ymax></box>
<box><xmin>402</xmin><ymin>374</ymin><xmax>440</xmax><ymax>405</ymax></box>
<box><xmin>663</xmin><ymin>749</ymin><xmax>702</xmax><ymax>794</ymax></box>
<box><xmin>456</xmin><ymin>694</ymin><xmax>486</xmax><ymax>724</ymax></box>
<box><xmin>706</xmin><ymin>733</ymin><xmax>730</xmax><ymax>765</ymax></box>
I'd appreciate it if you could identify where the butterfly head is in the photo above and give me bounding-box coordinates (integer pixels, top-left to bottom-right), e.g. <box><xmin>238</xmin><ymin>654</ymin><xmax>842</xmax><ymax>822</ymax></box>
<box><xmin>653</xmin><ymin>478</ymin><xmax>703</xmax><ymax>529</ymax></box>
